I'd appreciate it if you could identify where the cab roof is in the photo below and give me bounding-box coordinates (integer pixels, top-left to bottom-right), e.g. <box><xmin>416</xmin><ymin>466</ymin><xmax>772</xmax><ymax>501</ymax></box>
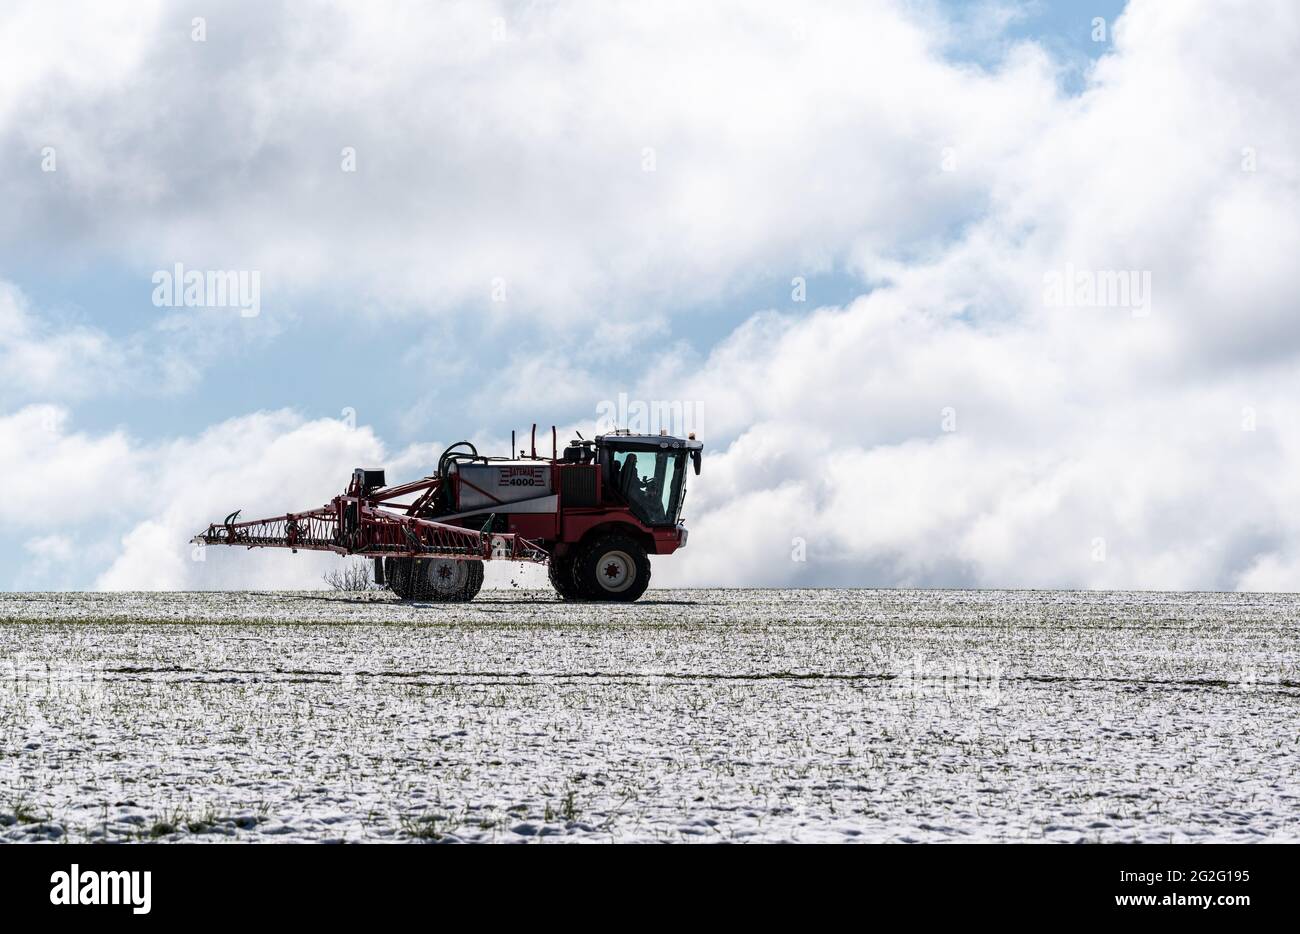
<box><xmin>595</xmin><ymin>432</ymin><xmax>703</xmax><ymax>452</ymax></box>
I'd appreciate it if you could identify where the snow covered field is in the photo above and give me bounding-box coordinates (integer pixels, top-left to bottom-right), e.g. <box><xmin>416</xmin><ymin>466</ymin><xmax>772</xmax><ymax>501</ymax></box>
<box><xmin>1</xmin><ymin>589</ymin><xmax>1296</xmax><ymax>843</ymax></box>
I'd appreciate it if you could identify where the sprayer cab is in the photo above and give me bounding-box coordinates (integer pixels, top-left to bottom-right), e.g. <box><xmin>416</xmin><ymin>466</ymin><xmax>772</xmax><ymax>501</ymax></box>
<box><xmin>594</xmin><ymin>431</ymin><xmax>702</xmax><ymax>529</ymax></box>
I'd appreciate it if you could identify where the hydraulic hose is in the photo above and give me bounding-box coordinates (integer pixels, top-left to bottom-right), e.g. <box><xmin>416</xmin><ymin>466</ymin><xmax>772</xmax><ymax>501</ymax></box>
<box><xmin>436</xmin><ymin>441</ymin><xmax>479</xmax><ymax>511</ymax></box>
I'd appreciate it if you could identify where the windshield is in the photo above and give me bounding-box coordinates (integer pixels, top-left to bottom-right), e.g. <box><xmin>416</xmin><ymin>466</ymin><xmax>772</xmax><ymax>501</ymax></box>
<box><xmin>611</xmin><ymin>449</ymin><xmax>685</xmax><ymax>525</ymax></box>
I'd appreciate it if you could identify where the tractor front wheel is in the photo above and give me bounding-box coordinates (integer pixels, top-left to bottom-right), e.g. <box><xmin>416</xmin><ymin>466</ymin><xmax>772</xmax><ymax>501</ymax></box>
<box><xmin>572</xmin><ymin>534</ymin><xmax>650</xmax><ymax>602</ymax></box>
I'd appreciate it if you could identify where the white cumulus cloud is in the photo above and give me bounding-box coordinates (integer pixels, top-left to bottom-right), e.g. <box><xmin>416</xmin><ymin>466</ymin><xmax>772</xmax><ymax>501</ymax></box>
<box><xmin>2</xmin><ymin>0</ymin><xmax>1299</xmax><ymax>592</ymax></box>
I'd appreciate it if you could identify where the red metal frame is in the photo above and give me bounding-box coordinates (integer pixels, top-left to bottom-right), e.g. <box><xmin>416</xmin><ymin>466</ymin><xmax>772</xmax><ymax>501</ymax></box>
<box><xmin>194</xmin><ymin>436</ymin><xmax>687</xmax><ymax>563</ymax></box>
<box><xmin>195</xmin><ymin>471</ymin><xmax>549</xmax><ymax>562</ymax></box>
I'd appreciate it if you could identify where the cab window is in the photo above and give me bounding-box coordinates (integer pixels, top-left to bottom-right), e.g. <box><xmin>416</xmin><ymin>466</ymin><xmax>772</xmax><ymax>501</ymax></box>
<box><xmin>611</xmin><ymin>450</ymin><xmax>683</xmax><ymax>525</ymax></box>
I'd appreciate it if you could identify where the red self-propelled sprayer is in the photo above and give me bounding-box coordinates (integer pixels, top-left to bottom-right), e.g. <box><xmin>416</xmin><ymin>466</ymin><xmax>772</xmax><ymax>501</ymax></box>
<box><xmin>193</xmin><ymin>426</ymin><xmax>702</xmax><ymax>602</ymax></box>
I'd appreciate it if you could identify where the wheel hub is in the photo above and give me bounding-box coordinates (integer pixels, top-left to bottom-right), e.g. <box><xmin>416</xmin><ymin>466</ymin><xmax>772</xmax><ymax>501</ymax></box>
<box><xmin>597</xmin><ymin>550</ymin><xmax>635</xmax><ymax>592</ymax></box>
<box><xmin>425</xmin><ymin>559</ymin><xmax>469</xmax><ymax>593</ymax></box>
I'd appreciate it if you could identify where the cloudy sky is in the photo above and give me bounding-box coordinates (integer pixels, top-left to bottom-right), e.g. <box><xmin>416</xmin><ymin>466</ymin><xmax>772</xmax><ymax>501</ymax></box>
<box><xmin>2</xmin><ymin>0</ymin><xmax>1297</xmax><ymax>592</ymax></box>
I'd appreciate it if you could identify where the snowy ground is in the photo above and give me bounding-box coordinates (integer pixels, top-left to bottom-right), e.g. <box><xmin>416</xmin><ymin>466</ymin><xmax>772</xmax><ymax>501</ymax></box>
<box><xmin>1</xmin><ymin>588</ymin><xmax>1297</xmax><ymax>843</ymax></box>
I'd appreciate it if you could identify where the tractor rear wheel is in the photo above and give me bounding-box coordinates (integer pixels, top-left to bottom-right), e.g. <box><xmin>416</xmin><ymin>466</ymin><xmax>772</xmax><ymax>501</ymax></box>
<box><xmin>572</xmin><ymin>534</ymin><xmax>650</xmax><ymax>602</ymax></box>
<box><xmin>548</xmin><ymin>553</ymin><xmax>583</xmax><ymax>601</ymax></box>
<box><xmin>385</xmin><ymin>557</ymin><xmax>413</xmax><ymax>599</ymax></box>
<box><xmin>386</xmin><ymin>557</ymin><xmax>483</xmax><ymax>602</ymax></box>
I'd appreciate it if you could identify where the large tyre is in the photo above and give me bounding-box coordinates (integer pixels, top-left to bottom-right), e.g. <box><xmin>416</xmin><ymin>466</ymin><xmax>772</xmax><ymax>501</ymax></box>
<box><xmin>386</xmin><ymin>557</ymin><xmax>483</xmax><ymax>602</ymax></box>
<box><xmin>572</xmin><ymin>534</ymin><xmax>651</xmax><ymax>602</ymax></box>
<box><xmin>548</xmin><ymin>553</ymin><xmax>583</xmax><ymax>602</ymax></box>
<box><xmin>385</xmin><ymin>556</ymin><xmax>414</xmax><ymax>599</ymax></box>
